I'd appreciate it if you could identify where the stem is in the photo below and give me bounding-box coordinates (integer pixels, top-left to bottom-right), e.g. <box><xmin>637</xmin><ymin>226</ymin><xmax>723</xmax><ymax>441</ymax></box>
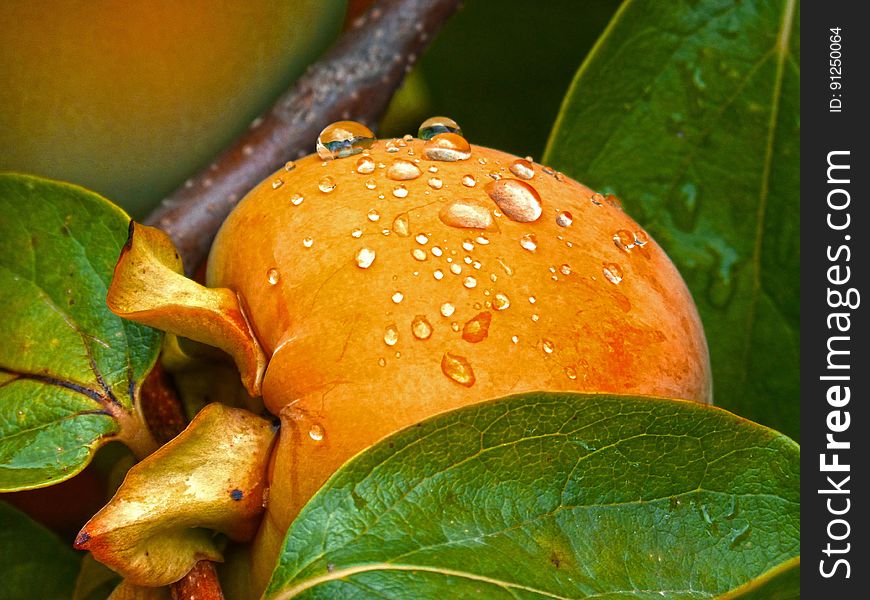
<box><xmin>170</xmin><ymin>561</ymin><xmax>225</xmax><ymax>600</ymax></box>
<box><xmin>145</xmin><ymin>0</ymin><xmax>461</xmax><ymax>275</ymax></box>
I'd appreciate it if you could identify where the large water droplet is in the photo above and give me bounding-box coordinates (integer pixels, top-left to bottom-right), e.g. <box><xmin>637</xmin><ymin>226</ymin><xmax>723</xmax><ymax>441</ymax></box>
<box><xmin>439</xmin><ymin>200</ymin><xmax>493</xmax><ymax>229</ymax></box>
<box><xmin>316</xmin><ymin>121</ymin><xmax>375</xmax><ymax>159</ymax></box>
<box><xmin>318</xmin><ymin>176</ymin><xmax>337</xmax><ymax>193</ymax></box>
<box><xmin>308</xmin><ymin>424</ymin><xmax>325</xmax><ymax>441</ymax></box>
<box><xmin>556</xmin><ymin>211</ymin><xmax>573</xmax><ymax>227</ymax></box>
<box><xmin>423</xmin><ymin>133</ymin><xmax>471</xmax><ymax>162</ymax></box>
<box><xmin>613</xmin><ymin>230</ymin><xmax>635</xmax><ymax>252</ymax></box>
<box><xmin>387</xmin><ymin>159</ymin><xmax>422</xmax><ymax>181</ymax></box>
<box><xmin>485</xmin><ymin>179</ymin><xmax>542</xmax><ymax>222</ymax></box>
<box><xmin>603</xmin><ymin>263</ymin><xmax>623</xmax><ymax>284</ymax></box>
<box><xmin>356</xmin><ymin>156</ymin><xmax>376</xmax><ymax>174</ymax></box>
<box><xmin>383</xmin><ymin>324</ymin><xmax>399</xmax><ymax>346</ymax></box>
<box><xmin>392</xmin><ymin>213</ymin><xmax>410</xmax><ymax>237</ymax></box>
<box><xmin>356</xmin><ymin>247</ymin><xmax>376</xmax><ymax>269</ymax></box>
<box><xmin>462</xmin><ymin>312</ymin><xmax>492</xmax><ymax>343</ymax></box>
<box><xmin>509</xmin><ymin>159</ymin><xmax>535</xmax><ymax>180</ymax></box>
<box><xmin>519</xmin><ymin>233</ymin><xmax>538</xmax><ymax>252</ymax></box>
<box><xmin>411</xmin><ymin>315</ymin><xmax>433</xmax><ymax>340</ymax></box>
<box><xmin>267</xmin><ymin>268</ymin><xmax>280</xmax><ymax>285</ymax></box>
<box><xmin>441</xmin><ymin>352</ymin><xmax>475</xmax><ymax>387</ymax></box>
<box><xmin>418</xmin><ymin>116</ymin><xmax>462</xmax><ymax>140</ymax></box>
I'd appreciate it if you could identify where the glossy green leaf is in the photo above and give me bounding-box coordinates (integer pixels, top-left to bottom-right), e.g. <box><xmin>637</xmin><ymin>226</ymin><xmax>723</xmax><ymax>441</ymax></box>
<box><xmin>543</xmin><ymin>0</ymin><xmax>800</xmax><ymax>440</ymax></box>
<box><xmin>0</xmin><ymin>501</ymin><xmax>82</xmax><ymax>600</ymax></box>
<box><xmin>265</xmin><ymin>393</ymin><xmax>799</xmax><ymax>599</ymax></box>
<box><xmin>0</xmin><ymin>174</ymin><xmax>161</xmax><ymax>491</ymax></box>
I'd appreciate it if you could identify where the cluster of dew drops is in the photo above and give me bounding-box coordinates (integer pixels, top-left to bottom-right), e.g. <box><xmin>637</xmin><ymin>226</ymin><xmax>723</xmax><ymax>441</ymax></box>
<box><xmin>265</xmin><ymin>116</ymin><xmax>650</xmax><ymax>402</ymax></box>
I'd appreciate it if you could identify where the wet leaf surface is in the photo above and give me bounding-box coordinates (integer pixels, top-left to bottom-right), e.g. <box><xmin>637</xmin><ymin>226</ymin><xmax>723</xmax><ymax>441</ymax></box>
<box><xmin>0</xmin><ymin>174</ymin><xmax>162</xmax><ymax>491</ymax></box>
<box><xmin>265</xmin><ymin>393</ymin><xmax>799</xmax><ymax>599</ymax></box>
<box><xmin>544</xmin><ymin>0</ymin><xmax>800</xmax><ymax>440</ymax></box>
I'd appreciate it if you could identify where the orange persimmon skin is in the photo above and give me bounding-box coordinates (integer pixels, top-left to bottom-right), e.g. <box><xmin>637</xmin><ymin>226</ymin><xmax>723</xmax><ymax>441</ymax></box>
<box><xmin>206</xmin><ymin>139</ymin><xmax>711</xmax><ymax>589</ymax></box>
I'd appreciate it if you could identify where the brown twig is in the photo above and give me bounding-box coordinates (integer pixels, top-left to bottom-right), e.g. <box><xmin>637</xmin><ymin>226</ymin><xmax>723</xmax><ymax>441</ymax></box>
<box><xmin>145</xmin><ymin>0</ymin><xmax>462</xmax><ymax>274</ymax></box>
<box><xmin>170</xmin><ymin>561</ymin><xmax>225</xmax><ymax>600</ymax></box>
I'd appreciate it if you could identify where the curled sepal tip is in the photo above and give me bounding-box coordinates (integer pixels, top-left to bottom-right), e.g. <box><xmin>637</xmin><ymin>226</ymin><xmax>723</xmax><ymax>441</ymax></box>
<box><xmin>76</xmin><ymin>403</ymin><xmax>277</xmax><ymax>587</ymax></box>
<box><xmin>107</xmin><ymin>222</ymin><xmax>266</xmax><ymax>396</ymax></box>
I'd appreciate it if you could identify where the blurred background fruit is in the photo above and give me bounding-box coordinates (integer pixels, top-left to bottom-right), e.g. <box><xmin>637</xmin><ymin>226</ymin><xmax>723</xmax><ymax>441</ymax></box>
<box><xmin>0</xmin><ymin>0</ymin><xmax>346</xmax><ymax>218</ymax></box>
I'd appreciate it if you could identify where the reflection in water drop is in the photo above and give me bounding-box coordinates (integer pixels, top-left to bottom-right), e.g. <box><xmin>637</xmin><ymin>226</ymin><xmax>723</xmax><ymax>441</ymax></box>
<box><xmin>316</xmin><ymin>121</ymin><xmax>375</xmax><ymax>159</ymax></box>
<box><xmin>411</xmin><ymin>315</ymin><xmax>433</xmax><ymax>340</ymax></box>
<box><xmin>418</xmin><ymin>116</ymin><xmax>462</xmax><ymax>140</ymax></box>
<box><xmin>355</xmin><ymin>247</ymin><xmax>376</xmax><ymax>269</ymax></box>
<box><xmin>441</xmin><ymin>352</ymin><xmax>475</xmax><ymax>387</ymax></box>
<box><xmin>423</xmin><ymin>133</ymin><xmax>471</xmax><ymax>162</ymax></box>
<box><xmin>485</xmin><ymin>179</ymin><xmax>542</xmax><ymax>222</ymax></box>
<box><xmin>462</xmin><ymin>312</ymin><xmax>492</xmax><ymax>343</ymax></box>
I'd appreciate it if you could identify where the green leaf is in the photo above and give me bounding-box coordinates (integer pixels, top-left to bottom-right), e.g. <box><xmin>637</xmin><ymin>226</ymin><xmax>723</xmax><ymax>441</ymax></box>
<box><xmin>0</xmin><ymin>500</ymin><xmax>82</xmax><ymax>600</ymax></box>
<box><xmin>265</xmin><ymin>393</ymin><xmax>799</xmax><ymax>599</ymax></box>
<box><xmin>543</xmin><ymin>0</ymin><xmax>800</xmax><ymax>440</ymax></box>
<box><xmin>0</xmin><ymin>174</ymin><xmax>161</xmax><ymax>491</ymax></box>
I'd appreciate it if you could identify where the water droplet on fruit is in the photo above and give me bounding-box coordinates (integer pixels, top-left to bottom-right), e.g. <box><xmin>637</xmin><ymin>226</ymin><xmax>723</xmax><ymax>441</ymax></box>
<box><xmin>392</xmin><ymin>291</ymin><xmax>404</xmax><ymax>304</ymax></box>
<box><xmin>284</xmin><ymin>161</ymin><xmax>296</xmax><ymax>172</ymax></box>
<box><xmin>384</xmin><ymin>324</ymin><xmax>399</xmax><ymax>346</ymax></box>
<box><xmin>564</xmin><ymin>366</ymin><xmax>578</xmax><ymax>380</ymax></box>
<box><xmin>519</xmin><ymin>233</ymin><xmax>538</xmax><ymax>252</ymax></box>
<box><xmin>433</xmin><ymin>269</ymin><xmax>445</xmax><ymax>280</ymax></box>
<box><xmin>392</xmin><ymin>184</ymin><xmax>409</xmax><ymax>198</ymax></box>
<box><xmin>318</xmin><ymin>176</ymin><xmax>337</xmax><ymax>193</ymax></box>
<box><xmin>440</xmin><ymin>302</ymin><xmax>455</xmax><ymax>317</ymax></box>
<box><xmin>450</xmin><ymin>263</ymin><xmax>462</xmax><ymax>275</ymax></box>
<box><xmin>351</xmin><ymin>227</ymin><xmax>363</xmax><ymax>238</ymax></box>
<box><xmin>560</xmin><ymin>264</ymin><xmax>572</xmax><ymax>275</ymax></box>
<box><xmin>556</xmin><ymin>211</ymin><xmax>573</xmax><ymax>227</ymax></box>
<box><xmin>364</xmin><ymin>179</ymin><xmax>377</xmax><ymax>190</ymax></box>
<box><xmin>613</xmin><ymin>229</ymin><xmax>635</xmax><ymax>252</ymax></box>
<box><xmin>390</xmin><ymin>213</ymin><xmax>410</xmax><ymax>237</ymax></box>
<box><xmin>316</xmin><ymin>121</ymin><xmax>375</xmax><ymax>159</ymax></box>
<box><xmin>461</xmin><ymin>174</ymin><xmax>476</xmax><ymax>187</ymax></box>
<box><xmin>423</xmin><ymin>133</ymin><xmax>471</xmax><ymax>161</ymax></box>
<box><xmin>356</xmin><ymin>247</ymin><xmax>376</xmax><ymax>269</ymax></box>
<box><xmin>412</xmin><ymin>248</ymin><xmax>427</xmax><ymax>261</ymax></box>
<box><xmin>418</xmin><ymin>116</ymin><xmax>462</xmax><ymax>140</ymax></box>
<box><xmin>486</xmin><ymin>179</ymin><xmax>542</xmax><ymax>222</ymax></box>
<box><xmin>272</xmin><ymin>178</ymin><xmax>284</xmax><ymax>189</ymax></box>
<box><xmin>308</xmin><ymin>424</ymin><xmax>325</xmax><ymax>441</ymax></box>
<box><xmin>462</xmin><ymin>312</ymin><xmax>491</xmax><ymax>343</ymax></box>
<box><xmin>302</xmin><ymin>237</ymin><xmax>314</xmax><ymax>248</ymax></box>
<box><xmin>387</xmin><ymin>159</ymin><xmax>421</xmax><ymax>181</ymax></box>
<box><xmin>463</xmin><ymin>276</ymin><xmax>477</xmax><ymax>289</ymax></box>
<box><xmin>603</xmin><ymin>263</ymin><xmax>623</xmax><ymax>284</ymax></box>
<box><xmin>439</xmin><ymin>200</ymin><xmax>493</xmax><ymax>229</ymax></box>
<box><xmin>411</xmin><ymin>315</ymin><xmax>433</xmax><ymax>340</ymax></box>
<box><xmin>431</xmin><ymin>246</ymin><xmax>443</xmax><ymax>257</ymax></box>
<box><xmin>542</xmin><ymin>339</ymin><xmax>555</xmax><ymax>354</ymax></box>
<box><xmin>356</xmin><ymin>156</ymin><xmax>376</xmax><ymax>174</ymax></box>
<box><xmin>509</xmin><ymin>159</ymin><xmax>535</xmax><ymax>180</ymax></box>
<box><xmin>496</xmin><ymin>257</ymin><xmax>514</xmax><ymax>276</ymax></box>
<box><xmin>367</xmin><ymin>209</ymin><xmax>380</xmax><ymax>222</ymax></box>
<box><xmin>493</xmin><ymin>293</ymin><xmax>510</xmax><ymax>311</ymax></box>
<box><xmin>634</xmin><ymin>230</ymin><xmax>649</xmax><ymax>246</ymax></box>
<box><xmin>290</xmin><ymin>193</ymin><xmax>304</xmax><ymax>206</ymax></box>
<box><xmin>267</xmin><ymin>268</ymin><xmax>280</xmax><ymax>285</ymax></box>
<box><xmin>462</xmin><ymin>239</ymin><xmax>475</xmax><ymax>252</ymax></box>
<box><xmin>441</xmin><ymin>352</ymin><xmax>475</xmax><ymax>387</ymax></box>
